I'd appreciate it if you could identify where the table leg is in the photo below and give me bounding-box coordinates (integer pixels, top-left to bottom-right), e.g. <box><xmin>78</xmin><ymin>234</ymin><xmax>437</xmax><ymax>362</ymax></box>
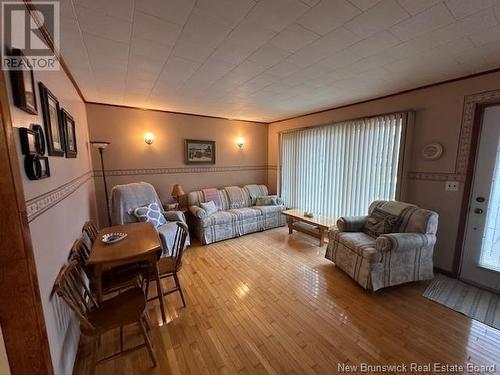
<box><xmin>153</xmin><ymin>261</ymin><xmax>166</xmax><ymax>323</ymax></box>
<box><xmin>319</xmin><ymin>228</ymin><xmax>325</xmax><ymax>247</ymax></box>
<box><xmin>287</xmin><ymin>217</ymin><xmax>294</xmax><ymax>234</ymax></box>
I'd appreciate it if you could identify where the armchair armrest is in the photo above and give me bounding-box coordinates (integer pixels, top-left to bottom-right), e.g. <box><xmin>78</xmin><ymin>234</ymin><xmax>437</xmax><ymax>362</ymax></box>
<box><xmin>376</xmin><ymin>233</ymin><xmax>436</xmax><ymax>252</ymax></box>
<box><xmin>337</xmin><ymin>216</ymin><xmax>368</xmax><ymax>232</ymax></box>
<box><xmin>163</xmin><ymin>210</ymin><xmax>187</xmax><ymax>223</ymax></box>
<box><xmin>189</xmin><ymin>205</ymin><xmax>207</xmax><ymax>219</ymax></box>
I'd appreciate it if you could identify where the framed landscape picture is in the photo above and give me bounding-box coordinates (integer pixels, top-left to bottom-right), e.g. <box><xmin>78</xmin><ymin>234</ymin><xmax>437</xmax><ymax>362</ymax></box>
<box><xmin>39</xmin><ymin>82</ymin><xmax>64</xmax><ymax>156</ymax></box>
<box><xmin>185</xmin><ymin>139</ymin><xmax>215</xmax><ymax>165</ymax></box>
<box><xmin>9</xmin><ymin>48</ymin><xmax>37</xmax><ymax>115</ymax></box>
<box><xmin>61</xmin><ymin>109</ymin><xmax>77</xmax><ymax>158</ymax></box>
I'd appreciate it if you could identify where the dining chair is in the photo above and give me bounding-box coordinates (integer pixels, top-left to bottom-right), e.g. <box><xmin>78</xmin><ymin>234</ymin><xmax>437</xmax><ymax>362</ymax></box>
<box><xmin>53</xmin><ymin>260</ymin><xmax>156</xmax><ymax>374</ymax></box>
<box><xmin>82</xmin><ymin>220</ymin><xmax>99</xmax><ymax>243</ymax></box>
<box><xmin>143</xmin><ymin>222</ymin><xmax>189</xmax><ymax>307</ymax></box>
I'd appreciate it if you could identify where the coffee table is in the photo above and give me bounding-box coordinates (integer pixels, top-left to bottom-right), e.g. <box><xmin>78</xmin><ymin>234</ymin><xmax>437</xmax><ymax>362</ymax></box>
<box><xmin>282</xmin><ymin>209</ymin><xmax>336</xmax><ymax>246</ymax></box>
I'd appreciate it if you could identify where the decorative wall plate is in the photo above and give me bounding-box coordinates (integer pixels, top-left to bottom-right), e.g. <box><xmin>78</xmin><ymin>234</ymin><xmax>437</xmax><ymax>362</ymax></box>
<box><xmin>101</xmin><ymin>232</ymin><xmax>127</xmax><ymax>244</ymax></box>
<box><xmin>422</xmin><ymin>143</ymin><xmax>444</xmax><ymax>160</ymax></box>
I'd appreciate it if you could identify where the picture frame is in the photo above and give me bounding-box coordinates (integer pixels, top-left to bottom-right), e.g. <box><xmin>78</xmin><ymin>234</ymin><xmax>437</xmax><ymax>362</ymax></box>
<box><xmin>39</xmin><ymin>82</ymin><xmax>65</xmax><ymax>156</ymax></box>
<box><xmin>61</xmin><ymin>109</ymin><xmax>77</xmax><ymax>158</ymax></box>
<box><xmin>39</xmin><ymin>156</ymin><xmax>50</xmax><ymax>178</ymax></box>
<box><xmin>24</xmin><ymin>155</ymin><xmax>41</xmax><ymax>180</ymax></box>
<box><xmin>32</xmin><ymin>124</ymin><xmax>46</xmax><ymax>155</ymax></box>
<box><xmin>19</xmin><ymin>127</ymin><xmax>38</xmax><ymax>155</ymax></box>
<box><xmin>184</xmin><ymin>139</ymin><xmax>216</xmax><ymax>165</ymax></box>
<box><xmin>9</xmin><ymin>48</ymin><xmax>37</xmax><ymax>115</ymax></box>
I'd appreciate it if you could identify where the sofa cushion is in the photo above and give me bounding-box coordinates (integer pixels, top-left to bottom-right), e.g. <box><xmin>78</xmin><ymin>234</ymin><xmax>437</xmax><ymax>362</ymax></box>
<box><xmin>228</xmin><ymin>207</ymin><xmax>261</xmax><ymax>220</ymax></box>
<box><xmin>225</xmin><ymin>186</ymin><xmax>250</xmax><ymax>208</ymax></box>
<box><xmin>251</xmin><ymin>205</ymin><xmax>286</xmax><ymax>215</ymax></box>
<box><xmin>330</xmin><ymin>231</ymin><xmax>379</xmax><ymax>260</ymax></box>
<box><xmin>255</xmin><ymin>195</ymin><xmax>282</xmax><ymax>206</ymax></box>
<box><xmin>244</xmin><ymin>184</ymin><xmax>269</xmax><ymax>205</ymax></box>
<box><xmin>200</xmin><ymin>211</ymin><xmax>238</xmax><ymax>227</ymax></box>
<box><xmin>132</xmin><ymin>202</ymin><xmax>167</xmax><ymax>228</ymax></box>
<box><xmin>200</xmin><ymin>200</ymin><xmax>217</xmax><ymax>215</ymax></box>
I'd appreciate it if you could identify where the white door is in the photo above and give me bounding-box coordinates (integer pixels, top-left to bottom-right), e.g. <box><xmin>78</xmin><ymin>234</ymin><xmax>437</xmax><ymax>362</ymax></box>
<box><xmin>460</xmin><ymin>105</ymin><xmax>500</xmax><ymax>292</ymax></box>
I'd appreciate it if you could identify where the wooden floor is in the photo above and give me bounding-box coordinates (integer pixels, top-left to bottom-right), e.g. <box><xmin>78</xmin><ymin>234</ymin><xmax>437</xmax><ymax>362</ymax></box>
<box><xmin>74</xmin><ymin>228</ymin><xmax>500</xmax><ymax>374</ymax></box>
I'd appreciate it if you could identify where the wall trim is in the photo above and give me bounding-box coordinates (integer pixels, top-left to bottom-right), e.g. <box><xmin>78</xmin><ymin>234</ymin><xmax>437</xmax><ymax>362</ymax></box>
<box><xmin>93</xmin><ymin>165</ymin><xmax>276</xmax><ymax>177</ymax></box>
<box><xmin>407</xmin><ymin>172</ymin><xmax>464</xmax><ymax>182</ymax></box>
<box><xmin>25</xmin><ymin>171</ymin><xmax>93</xmax><ymax>222</ymax></box>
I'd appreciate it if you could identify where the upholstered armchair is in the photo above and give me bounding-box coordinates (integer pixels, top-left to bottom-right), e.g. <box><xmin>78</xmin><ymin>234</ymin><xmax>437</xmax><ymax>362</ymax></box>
<box><xmin>325</xmin><ymin>200</ymin><xmax>438</xmax><ymax>291</ymax></box>
<box><xmin>110</xmin><ymin>182</ymin><xmax>190</xmax><ymax>255</ymax></box>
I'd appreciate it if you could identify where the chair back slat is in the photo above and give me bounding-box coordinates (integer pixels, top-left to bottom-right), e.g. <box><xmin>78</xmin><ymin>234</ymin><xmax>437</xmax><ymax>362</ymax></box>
<box><xmin>82</xmin><ymin>220</ymin><xmax>99</xmax><ymax>242</ymax></box>
<box><xmin>69</xmin><ymin>238</ymin><xmax>91</xmax><ymax>265</ymax></box>
<box><xmin>171</xmin><ymin>222</ymin><xmax>189</xmax><ymax>270</ymax></box>
<box><xmin>53</xmin><ymin>260</ymin><xmax>97</xmax><ymax>332</ymax></box>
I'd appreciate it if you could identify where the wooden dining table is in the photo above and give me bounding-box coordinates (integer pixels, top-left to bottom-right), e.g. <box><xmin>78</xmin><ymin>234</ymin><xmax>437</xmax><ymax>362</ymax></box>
<box><xmin>88</xmin><ymin>222</ymin><xmax>167</xmax><ymax>323</ymax></box>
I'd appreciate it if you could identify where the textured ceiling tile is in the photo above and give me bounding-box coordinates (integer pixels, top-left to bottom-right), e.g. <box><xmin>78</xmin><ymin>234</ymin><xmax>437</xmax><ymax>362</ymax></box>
<box><xmin>248</xmin><ymin>43</ymin><xmax>290</xmax><ymax>67</ymax></box>
<box><xmin>396</xmin><ymin>0</ymin><xmax>441</xmax><ymax>15</ymax></box>
<box><xmin>349</xmin><ymin>0</ymin><xmax>383</xmax><ymax>10</ymax></box>
<box><xmin>390</xmin><ymin>3</ymin><xmax>455</xmax><ymax>41</ymax></box>
<box><xmin>345</xmin><ymin>0</ymin><xmax>409</xmax><ymax>38</ymax></box>
<box><xmin>469</xmin><ymin>24</ymin><xmax>500</xmax><ymax>46</ymax></box>
<box><xmin>445</xmin><ymin>0</ymin><xmax>497</xmax><ymax>19</ymax></box>
<box><xmin>158</xmin><ymin>56</ymin><xmax>200</xmax><ymax>83</ymax></box>
<box><xmin>172</xmin><ymin>36</ymin><xmax>215</xmax><ymax>62</ymax></box>
<box><xmin>130</xmin><ymin>37</ymin><xmax>172</xmax><ymax>61</ymax></box>
<box><xmin>269</xmin><ymin>24</ymin><xmax>319</xmax><ymax>53</ymax></box>
<box><xmin>181</xmin><ymin>11</ymin><xmax>232</xmax><ymax>47</ymax></box>
<box><xmin>133</xmin><ymin>11</ymin><xmax>183</xmax><ymax>45</ymax></box>
<box><xmin>75</xmin><ymin>6</ymin><xmax>131</xmax><ymax>43</ymax></box>
<box><xmin>348</xmin><ymin>30</ymin><xmax>401</xmax><ymax>57</ymax></box>
<box><xmin>245</xmin><ymin>0</ymin><xmax>310</xmax><ymax>32</ymax></box>
<box><xmin>297</xmin><ymin>0</ymin><xmax>361</xmax><ymax>35</ymax></box>
<box><xmin>83</xmin><ymin>33</ymin><xmax>129</xmax><ymax>61</ymax></box>
<box><xmin>195</xmin><ymin>0</ymin><xmax>256</xmax><ymax>28</ymax></box>
<box><xmin>135</xmin><ymin>0</ymin><xmax>196</xmax><ymax>25</ymax></box>
<box><xmin>74</xmin><ymin>0</ymin><xmax>134</xmax><ymax>21</ymax></box>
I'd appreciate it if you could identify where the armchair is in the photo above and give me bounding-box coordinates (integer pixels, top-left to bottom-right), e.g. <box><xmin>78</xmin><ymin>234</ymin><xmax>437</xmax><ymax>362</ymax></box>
<box><xmin>110</xmin><ymin>182</ymin><xmax>190</xmax><ymax>255</ymax></box>
<box><xmin>326</xmin><ymin>200</ymin><xmax>438</xmax><ymax>291</ymax></box>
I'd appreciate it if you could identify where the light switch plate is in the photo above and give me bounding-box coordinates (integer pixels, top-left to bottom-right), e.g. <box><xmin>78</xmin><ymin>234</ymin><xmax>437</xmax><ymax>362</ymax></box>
<box><xmin>445</xmin><ymin>181</ymin><xmax>459</xmax><ymax>191</ymax></box>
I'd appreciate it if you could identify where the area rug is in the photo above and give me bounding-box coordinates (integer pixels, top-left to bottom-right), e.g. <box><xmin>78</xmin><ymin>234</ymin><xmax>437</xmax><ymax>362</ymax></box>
<box><xmin>423</xmin><ymin>273</ymin><xmax>500</xmax><ymax>331</ymax></box>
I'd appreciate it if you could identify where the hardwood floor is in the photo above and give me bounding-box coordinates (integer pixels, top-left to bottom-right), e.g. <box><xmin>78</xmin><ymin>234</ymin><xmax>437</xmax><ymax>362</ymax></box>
<box><xmin>74</xmin><ymin>228</ymin><xmax>500</xmax><ymax>374</ymax></box>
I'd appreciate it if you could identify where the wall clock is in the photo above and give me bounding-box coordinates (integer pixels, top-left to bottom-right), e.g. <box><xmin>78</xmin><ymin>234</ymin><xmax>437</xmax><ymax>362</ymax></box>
<box><xmin>422</xmin><ymin>143</ymin><xmax>444</xmax><ymax>160</ymax></box>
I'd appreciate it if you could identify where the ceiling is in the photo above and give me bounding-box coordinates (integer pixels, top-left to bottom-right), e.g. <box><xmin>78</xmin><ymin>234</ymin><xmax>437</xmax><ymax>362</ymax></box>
<box><xmin>53</xmin><ymin>0</ymin><xmax>500</xmax><ymax>122</ymax></box>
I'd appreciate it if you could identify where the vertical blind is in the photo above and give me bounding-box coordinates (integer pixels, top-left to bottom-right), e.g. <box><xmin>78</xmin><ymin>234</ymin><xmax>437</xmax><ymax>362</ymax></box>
<box><xmin>280</xmin><ymin>113</ymin><xmax>405</xmax><ymax>218</ymax></box>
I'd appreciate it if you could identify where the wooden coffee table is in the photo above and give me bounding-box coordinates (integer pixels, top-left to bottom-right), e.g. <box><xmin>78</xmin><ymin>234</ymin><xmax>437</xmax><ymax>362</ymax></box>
<box><xmin>282</xmin><ymin>209</ymin><xmax>336</xmax><ymax>246</ymax></box>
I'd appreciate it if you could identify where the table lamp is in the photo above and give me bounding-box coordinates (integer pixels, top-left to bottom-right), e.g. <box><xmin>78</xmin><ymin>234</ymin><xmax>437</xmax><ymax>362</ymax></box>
<box><xmin>171</xmin><ymin>184</ymin><xmax>185</xmax><ymax>202</ymax></box>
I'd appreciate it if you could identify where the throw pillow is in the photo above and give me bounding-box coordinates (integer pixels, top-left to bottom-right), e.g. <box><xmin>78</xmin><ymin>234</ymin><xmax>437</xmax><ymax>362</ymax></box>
<box><xmin>255</xmin><ymin>195</ymin><xmax>282</xmax><ymax>206</ymax></box>
<box><xmin>363</xmin><ymin>207</ymin><xmax>400</xmax><ymax>238</ymax></box>
<box><xmin>200</xmin><ymin>200</ymin><xmax>217</xmax><ymax>215</ymax></box>
<box><xmin>132</xmin><ymin>202</ymin><xmax>167</xmax><ymax>228</ymax></box>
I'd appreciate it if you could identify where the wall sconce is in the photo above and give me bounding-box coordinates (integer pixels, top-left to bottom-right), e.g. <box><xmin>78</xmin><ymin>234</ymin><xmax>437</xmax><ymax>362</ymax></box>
<box><xmin>236</xmin><ymin>137</ymin><xmax>245</xmax><ymax>148</ymax></box>
<box><xmin>144</xmin><ymin>132</ymin><xmax>154</xmax><ymax>145</ymax></box>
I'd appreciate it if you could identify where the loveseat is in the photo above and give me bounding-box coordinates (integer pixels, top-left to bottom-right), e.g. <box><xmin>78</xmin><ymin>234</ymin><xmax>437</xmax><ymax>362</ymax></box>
<box><xmin>188</xmin><ymin>184</ymin><xmax>287</xmax><ymax>244</ymax></box>
<box><xmin>325</xmin><ymin>200</ymin><xmax>438</xmax><ymax>291</ymax></box>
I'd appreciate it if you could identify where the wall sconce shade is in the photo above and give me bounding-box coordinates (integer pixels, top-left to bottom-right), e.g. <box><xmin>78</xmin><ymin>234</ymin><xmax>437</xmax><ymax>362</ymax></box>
<box><xmin>236</xmin><ymin>137</ymin><xmax>245</xmax><ymax>148</ymax></box>
<box><xmin>90</xmin><ymin>141</ymin><xmax>110</xmax><ymax>150</ymax></box>
<box><xmin>144</xmin><ymin>132</ymin><xmax>154</xmax><ymax>144</ymax></box>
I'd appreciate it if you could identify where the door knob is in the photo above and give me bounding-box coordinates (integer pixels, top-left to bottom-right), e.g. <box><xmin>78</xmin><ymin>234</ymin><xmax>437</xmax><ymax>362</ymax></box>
<box><xmin>474</xmin><ymin>208</ymin><xmax>484</xmax><ymax>214</ymax></box>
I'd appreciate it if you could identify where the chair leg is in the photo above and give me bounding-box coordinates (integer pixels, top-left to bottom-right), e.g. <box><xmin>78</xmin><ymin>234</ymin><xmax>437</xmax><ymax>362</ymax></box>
<box><xmin>90</xmin><ymin>336</ymin><xmax>99</xmax><ymax>375</ymax></box>
<box><xmin>145</xmin><ymin>278</ymin><xmax>150</xmax><ymax>299</ymax></box>
<box><xmin>139</xmin><ymin>318</ymin><xmax>157</xmax><ymax>368</ymax></box>
<box><xmin>120</xmin><ymin>326</ymin><xmax>124</xmax><ymax>353</ymax></box>
<box><xmin>173</xmin><ymin>273</ymin><xmax>186</xmax><ymax>307</ymax></box>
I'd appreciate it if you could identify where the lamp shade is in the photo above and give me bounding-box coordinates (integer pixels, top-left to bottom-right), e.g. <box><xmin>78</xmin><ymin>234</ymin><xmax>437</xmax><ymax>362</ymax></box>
<box><xmin>90</xmin><ymin>141</ymin><xmax>110</xmax><ymax>149</ymax></box>
<box><xmin>171</xmin><ymin>184</ymin><xmax>185</xmax><ymax>197</ymax></box>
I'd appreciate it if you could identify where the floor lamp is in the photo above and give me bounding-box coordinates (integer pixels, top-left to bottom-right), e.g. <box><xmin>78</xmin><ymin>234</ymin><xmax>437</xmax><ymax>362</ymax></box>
<box><xmin>90</xmin><ymin>141</ymin><xmax>111</xmax><ymax>227</ymax></box>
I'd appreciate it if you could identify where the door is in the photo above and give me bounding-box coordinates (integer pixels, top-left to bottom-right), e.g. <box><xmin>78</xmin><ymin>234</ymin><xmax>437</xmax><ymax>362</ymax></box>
<box><xmin>460</xmin><ymin>105</ymin><xmax>500</xmax><ymax>291</ymax></box>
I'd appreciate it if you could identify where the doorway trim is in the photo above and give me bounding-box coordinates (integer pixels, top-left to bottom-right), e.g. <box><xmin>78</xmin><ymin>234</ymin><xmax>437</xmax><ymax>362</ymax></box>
<box><xmin>453</xmin><ymin>89</ymin><xmax>500</xmax><ymax>277</ymax></box>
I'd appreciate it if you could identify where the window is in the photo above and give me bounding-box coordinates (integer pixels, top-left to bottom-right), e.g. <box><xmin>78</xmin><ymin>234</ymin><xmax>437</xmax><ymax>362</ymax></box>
<box><xmin>279</xmin><ymin>113</ymin><xmax>407</xmax><ymax>218</ymax></box>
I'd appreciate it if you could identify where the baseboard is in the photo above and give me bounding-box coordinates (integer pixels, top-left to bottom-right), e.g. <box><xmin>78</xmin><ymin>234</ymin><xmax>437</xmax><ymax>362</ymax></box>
<box><xmin>434</xmin><ymin>267</ymin><xmax>457</xmax><ymax>278</ymax></box>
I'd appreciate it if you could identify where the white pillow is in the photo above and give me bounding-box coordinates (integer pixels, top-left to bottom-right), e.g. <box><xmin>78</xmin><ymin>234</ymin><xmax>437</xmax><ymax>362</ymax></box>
<box><xmin>132</xmin><ymin>202</ymin><xmax>167</xmax><ymax>228</ymax></box>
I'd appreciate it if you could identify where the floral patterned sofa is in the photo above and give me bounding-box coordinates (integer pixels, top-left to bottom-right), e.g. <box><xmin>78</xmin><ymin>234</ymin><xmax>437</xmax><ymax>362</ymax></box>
<box><xmin>188</xmin><ymin>184</ymin><xmax>287</xmax><ymax>244</ymax></box>
<box><xmin>325</xmin><ymin>200</ymin><xmax>438</xmax><ymax>291</ymax></box>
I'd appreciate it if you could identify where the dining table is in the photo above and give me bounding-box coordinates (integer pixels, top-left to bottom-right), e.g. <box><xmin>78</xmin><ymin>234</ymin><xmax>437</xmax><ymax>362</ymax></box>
<box><xmin>88</xmin><ymin>222</ymin><xmax>167</xmax><ymax>323</ymax></box>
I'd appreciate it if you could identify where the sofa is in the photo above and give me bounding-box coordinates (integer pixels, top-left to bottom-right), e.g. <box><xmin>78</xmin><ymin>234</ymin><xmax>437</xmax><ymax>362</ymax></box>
<box><xmin>110</xmin><ymin>182</ymin><xmax>190</xmax><ymax>255</ymax></box>
<box><xmin>325</xmin><ymin>200</ymin><xmax>438</xmax><ymax>291</ymax></box>
<box><xmin>187</xmin><ymin>184</ymin><xmax>287</xmax><ymax>244</ymax></box>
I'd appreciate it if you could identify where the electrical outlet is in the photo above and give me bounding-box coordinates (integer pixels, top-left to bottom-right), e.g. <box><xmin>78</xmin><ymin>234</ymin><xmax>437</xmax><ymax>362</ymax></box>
<box><xmin>445</xmin><ymin>181</ymin><xmax>459</xmax><ymax>191</ymax></box>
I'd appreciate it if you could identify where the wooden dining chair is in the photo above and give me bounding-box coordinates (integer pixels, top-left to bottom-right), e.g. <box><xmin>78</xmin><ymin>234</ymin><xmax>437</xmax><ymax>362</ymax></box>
<box><xmin>144</xmin><ymin>222</ymin><xmax>189</xmax><ymax>307</ymax></box>
<box><xmin>82</xmin><ymin>220</ymin><xmax>99</xmax><ymax>243</ymax></box>
<box><xmin>54</xmin><ymin>260</ymin><xmax>156</xmax><ymax>374</ymax></box>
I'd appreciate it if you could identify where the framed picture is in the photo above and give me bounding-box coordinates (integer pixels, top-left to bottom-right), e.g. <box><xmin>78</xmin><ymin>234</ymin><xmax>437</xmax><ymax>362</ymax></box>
<box><xmin>19</xmin><ymin>127</ymin><xmax>38</xmax><ymax>155</ymax></box>
<box><xmin>39</xmin><ymin>82</ymin><xmax>64</xmax><ymax>156</ymax></box>
<box><xmin>185</xmin><ymin>139</ymin><xmax>216</xmax><ymax>165</ymax></box>
<box><xmin>32</xmin><ymin>124</ymin><xmax>46</xmax><ymax>155</ymax></box>
<box><xmin>39</xmin><ymin>157</ymin><xmax>50</xmax><ymax>178</ymax></box>
<box><xmin>24</xmin><ymin>155</ymin><xmax>41</xmax><ymax>180</ymax></box>
<box><xmin>61</xmin><ymin>109</ymin><xmax>77</xmax><ymax>158</ymax></box>
<box><xmin>9</xmin><ymin>48</ymin><xmax>37</xmax><ymax>115</ymax></box>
